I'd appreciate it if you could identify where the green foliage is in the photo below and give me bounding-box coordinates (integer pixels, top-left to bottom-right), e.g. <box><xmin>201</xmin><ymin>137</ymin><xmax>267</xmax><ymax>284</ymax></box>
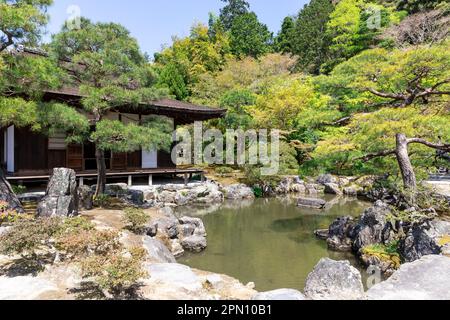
<box><xmin>290</xmin><ymin>0</ymin><xmax>335</xmax><ymax>74</ymax></box>
<box><xmin>229</xmin><ymin>12</ymin><xmax>273</xmax><ymax>58</ymax></box>
<box><xmin>93</xmin><ymin>194</ymin><xmax>112</xmax><ymax>208</ymax></box>
<box><xmin>361</xmin><ymin>242</ymin><xmax>401</xmax><ymax>268</ymax></box>
<box><xmin>11</xmin><ymin>185</ymin><xmax>26</xmax><ymax>195</ymax></box>
<box><xmin>219</xmin><ymin>0</ymin><xmax>250</xmax><ymax>30</ymax></box>
<box><xmin>274</xmin><ymin>16</ymin><xmax>295</xmax><ymax>53</ymax></box>
<box><xmin>0</xmin><ymin>201</ymin><xmax>25</xmax><ymax>226</ymax></box>
<box><xmin>122</xmin><ymin>208</ymin><xmax>150</xmax><ymax>234</ymax></box>
<box><xmin>0</xmin><ymin>0</ymin><xmax>53</xmax><ymax>50</ymax></box>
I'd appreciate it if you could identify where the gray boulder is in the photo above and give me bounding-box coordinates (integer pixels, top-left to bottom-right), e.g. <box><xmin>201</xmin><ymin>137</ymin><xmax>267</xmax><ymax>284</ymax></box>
<box><xmin>343</xmin><ymin>186</ymin><xmax>358</xmax><ymax>197</ymax></box>
<box><xmin>222</xmin><ymin>184</ymin><xmax>255</xmax><ymax>200</ymax></box>
<box><xmin>304</xmin><ymin>258</ymin><xmax>364</xmax><ymax>300</ymax></box>
<box><xmin>352</xmin><ymin>201</ymin><xmax>394</xmax><ymax>252</ymax></box>
<box><xmin>252</xmin><ymin>289</ymin><xmax>306</xmax><ymax>301</ymax></box>
<box><xmin>367</xmin><ymin>255</ymin><xmax>450</xmax><ymax>300</ymax></box>
<box><xmin>77</xmin><ymin>185</ymin><xmax>93</xmax><ymax>210</ymax></box>
<box><xmin>324</xmin><ymin>183</ymin><xmax>343</xmax><ymax>196</ymax></box>
<box><xmin>142</xmin><ymin>236</ymin><xmax>176</xmax><ymax>263</ymax></box>
<box><xmin>181</xmin><ymin>235</ymin><xmax>207</xmax><ymax>253</ymax></box>
<box><xmin>317</xmin><ymin>174</ymin><xmax>338</xmax><ymax>185</ymax></box>
<box><xmin>297</xmin><ymin>197</ymin><xmax>327</xmax><ymax>209</ymax></box>
<box><xmin>399</xmin><ymin>224</ymin><xmax>441</xmax><ymax>263</ymax></box>
<box><xmin>37</xmin><ymin>168</ymin><xmax>78</xmax><ymax>217</ymax></box>
<box><xmin>0</xmin><ymin>175</ymin><xmax>24</xmax><ymax>213</ymax></box>
<box><xmin>327</xmin><ymin>216</ymin><xmax>356</xmax><ymax>252</ymax></box>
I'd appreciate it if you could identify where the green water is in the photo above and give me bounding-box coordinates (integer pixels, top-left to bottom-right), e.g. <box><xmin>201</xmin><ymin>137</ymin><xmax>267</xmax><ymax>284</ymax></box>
<box><xmin>177</xmin><ymin>196</ymin><xmax>371</xmax><ymax>292</ymax></box>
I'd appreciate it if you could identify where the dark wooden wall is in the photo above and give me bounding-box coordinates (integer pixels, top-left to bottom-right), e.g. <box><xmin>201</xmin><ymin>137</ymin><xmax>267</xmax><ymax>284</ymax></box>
<box><xmin>15</xmin><ymin>127</ymin><xmax>48</xmax><ymax>173</ymax></box>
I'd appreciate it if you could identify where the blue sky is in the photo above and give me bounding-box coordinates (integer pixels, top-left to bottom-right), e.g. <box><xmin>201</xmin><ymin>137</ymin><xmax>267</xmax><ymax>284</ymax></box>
<box><xmin>45</xmin><ymin>0</ymin><xmax>309</xmax><ymax>57</ymax></box>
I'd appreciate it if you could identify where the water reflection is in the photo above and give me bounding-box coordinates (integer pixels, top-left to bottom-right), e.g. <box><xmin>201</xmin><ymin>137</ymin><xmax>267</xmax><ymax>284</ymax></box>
<box><xmin>177</xmin><ymin>196</ymin><xmax>371</xmax><ymax>292</ymax></box>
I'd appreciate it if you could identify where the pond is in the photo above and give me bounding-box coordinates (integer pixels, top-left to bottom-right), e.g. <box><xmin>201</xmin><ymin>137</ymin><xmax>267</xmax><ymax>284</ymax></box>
<box><xmin>177</xmin><ymin>196</ymin><xmax>371</xmax><ymax>292</ymax></box>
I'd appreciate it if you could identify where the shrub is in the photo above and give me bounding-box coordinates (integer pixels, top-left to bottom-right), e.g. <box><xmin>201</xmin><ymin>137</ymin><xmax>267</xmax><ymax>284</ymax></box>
<box><xmin>215</xmin><ymin>166</ymin><xmax>234</xmax><ymax>175</ymax></box>
<box><xmin>122</xmin><ymin>208</ymin><xmax>149</xmax><ymax>234</ymax></box>
<box><xmin>11</xmin><ymin>185</ymin><xmax>27</xmax><ymax>195</ymax></box>
<box><xmin>80</xmin><ymin>247</ymin><xmax>147</xmax><ymax>298</ymax></box>
<box><xmin>94</xmin><ymin>194</ymin><xmax>112</xmax><ymax>208</ymax></box>
<box><xmin>0</xmin><ymin>217</ymin><xmax>62</xmax><ymax>257</ymax></box>
<box><xmin>0</xmin><ymin>201</ymin><xmax>24</xmax><ymax>226</ymax></box>
<box><xmin>55</xmin><ymin>229</ymin><xmax>120</xmax><ymax>261</ymax></box>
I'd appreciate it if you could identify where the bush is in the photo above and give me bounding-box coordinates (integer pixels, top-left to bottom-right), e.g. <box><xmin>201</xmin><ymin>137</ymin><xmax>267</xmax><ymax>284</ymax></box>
<box><xmin>0</xmin><ymin>217</ymin><xmax>62</xmax><ymax>257</ymax></box>
<box><xmin>11</xmin><ymin>185</ymin><xmax>27</xmax><ymax>195</ymax></box>
<box><xmin>94</xmin><ymin>194</ymin><xmax>112</xmax><ymax>208</ymax></box>
<box><xmin>0</xmin><ymin>201</ymin><xmax>24</xmax><ymax>226</ymax></box>
<box><xmin>122</xmin><ymin>208</ymin><xmax>150</xmax><ymax>234</ymax></box>
<box><xmin>215</xmin><ymin>166</ymin><xmax>234</xmax><ymax>175</ymax></box>
<box><xmin>55</xmin><ymin>229</ymin><xmax>120</xmax><ymax>261</ymax></box>
<box><xmin>80</xmin><ymin>247</ymin><xmax>147</xmax><ymax>298</ymax></box>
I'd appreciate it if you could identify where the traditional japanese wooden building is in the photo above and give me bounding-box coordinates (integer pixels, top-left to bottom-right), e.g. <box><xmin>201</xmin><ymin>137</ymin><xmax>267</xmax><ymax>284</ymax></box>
<box><xmin>1</xmin><ymin>50</ymin><xmax>225</xmax><ymax>185</ymax></box>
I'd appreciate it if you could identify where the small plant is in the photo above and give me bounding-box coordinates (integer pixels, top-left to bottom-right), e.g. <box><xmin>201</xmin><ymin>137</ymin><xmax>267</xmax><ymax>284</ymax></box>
<box><xmin>361</xmin><ymin>241</ymin><xmax>402</xmax><ymax>269</ymax></box>
<box><xmin>122</xmin><ymin>208</ymin><xmax>150</xmax><ymax>234</ymax></box>
<box><xmin>252</xmin><ymin>186</ymin><xmax>263</xmax><ymax>198</ymax></box>
<box><xmin>216</xmin><ymin>166</ymin><xmax>234</xmax><ymax>175</ymax></box>
<box><xmin>94</xmin><ymin>194</ymin><xmax>111</xmax><ymax>208</ymax></box>
<box><xmin>11</xmin><ymin>185</ymin><xmax>27</xmax><ymax>195</ymax></box>
<box><xmin>0</xmin><ymin>201</ymin><xmax>24</xmax><ymax>226</ymax></box>
<box><xmin>80</xmin><ymin>247</ymin><xmax>147</xmax><ymax>298</ymax></box>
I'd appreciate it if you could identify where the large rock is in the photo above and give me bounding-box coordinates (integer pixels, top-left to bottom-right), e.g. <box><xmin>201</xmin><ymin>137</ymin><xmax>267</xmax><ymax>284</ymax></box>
<box><xmin>180</xmin><ymin>235</ymin><xmax>207</xmax><ymax>253</ymax></box>
<box><xmin>143</xmin><ymin>263</ymin><xmax>203</xmax><ymax>292</ymax></box>
<box><xmin>297</xmin><ymin>197</ymin><xmax>327</xmax><ymax>209</ymax></box>
<box><xmin>399</xmin><ymin>224</ymin><xmax>441</xmax><ymax>263</ymax></box>
<box><xmin>367</xmin><ymin>255</ymin><xmax>450</xmax><ymax>300</ymax></box>
<box><xmin>252</xmin><ymin>289</ymin><xmax>306</xmax><ymax>301</ymax></box>
<box><xmin>0</xmin><ymin>276</ymin><xmax>59</xmax><ymax>300</ymax></box>
<box><xmin>324</xmin><ymin>183</ymin><xmax>343</xmax><ymax>196</ymax></box>
<box><xmin>37</xmin><ymin>168</ymin><xmax>78</xmax><ymax>217</ymax></box>
<box><xmin>142</xmin><ymin>236</ymin><xmax>176</xmax><ymax>263</ymax></box>
<box><xmin>327</xmin><ymin>216</ymin><xmax>356</xmax><ymax>252</ymax></box>
<box><xmin>0</xmin><ymin>175</ymin><xmax>24</xmax><ymax>213</ymax></box>
<box><xmin>352</xmin><ymin>201</ymin><xmax>394</xmax><ymax>252</ymax></box>
<box><xmin>316</xmin><ymin>174</ymin><xmax>338</xmax><ymax>185</ymax></box>
<box><xmin>275</xmin><ymin>176</ymin><xmax>306</xmax><ymax>194</ymax></box>
<box><xmin>77</xmin><ymin>185</ymin><xmax>93</xmax><ymax>210</ymax></box>
<box><xmin>304</xmin><ymin>258</ymin><xmax>364</xmax><ymax>300</ymax></box>
<box><xmin>222</xmin><ymin>184</ymin><xmax>255</xmax><ymax>200</ymax></box>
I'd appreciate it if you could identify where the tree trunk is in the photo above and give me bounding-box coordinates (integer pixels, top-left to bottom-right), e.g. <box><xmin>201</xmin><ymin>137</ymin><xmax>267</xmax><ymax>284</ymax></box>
<box><xmin>395</xmin><ymin>133</ymin><xmax>417</xmax><ymax>191</ymax></box>
<box><xmin>94</xmin><ymin>146</ymin><xmax>107</xmax><ymax>197</ymax></box>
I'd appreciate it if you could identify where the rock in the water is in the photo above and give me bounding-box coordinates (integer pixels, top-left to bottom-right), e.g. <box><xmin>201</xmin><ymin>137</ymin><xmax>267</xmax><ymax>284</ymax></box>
<box><xmin>252</xmin><ymin>289</ymin><xmax>306</xmax><ymax>301</ymax></box>
<box><xmin>324</xmin><ymin>183</ymin><xmax>342</xmax><ymax>195</ymax></box>
<box><xmin>343</xmin><ymin>186</ymin><xmax>358</xmax><ymax>197</ymax></box>
<box><xmin>314</xmin><ymin>229</ymin><xmax>329</xmax><ymax>240</ymax></box>
<box><xmin>275</xmin><ymin>176</ymin><xmax>306</xmax><ymax>194</ymax></box>
<box><xmin>297</xmin><ymin>197</ymin><xmax>327</xmax><ymax>209</ymax></box>
<box><xmin>222</xmin><ymin>184</ymin><xmax>255</xmax><ymax>200</ymax></box>
<box><xmin>37</xmin><ymin>168</ymin><xmax>78</xmax><ymax>217</ymax></box>
<box><xmin>0</xmin><ymin>175</ymin><xmax>24</xmax><ymax>213</ymax></box>
<box><xmin>399</xmin><ymin>224</ymin><xmax>441</xmax><ymax>263</ymax></box>
<box><xmin>142</xmin><ymin>236</ymin><xmax>176</xmax><ymax>263</ymax></box>
<box><xmin>352</xmin><ymin>201</ymin><xmax>393</xmax><ymax>252</ymax></box>
<box><xmin>181</xmin><ymin>235</ymin><xmax>207</xmax><ymax>253</ymax></box>
<box><xmin>367</xmin><ymin>255</ymin><xmax>450</xmax><ymax>300</ymax></box>
<box><xmin>77</xmin><ymin>185</ymin><xmax>93</xmax><ymax>210</ymax></box>
<box><xmin>327</xmin><ymin>216</ymin><xmax>355</xmax><ymax>252</ymax></box>
<box><xmin>179</xmin><ymin>216</ymin><xmax>207</xmax><ymax>237</ymax></box>
<box><xmin>304</xmin><ymin>258</ymin><xmax>364</xmax><ymax>300</ymax></box>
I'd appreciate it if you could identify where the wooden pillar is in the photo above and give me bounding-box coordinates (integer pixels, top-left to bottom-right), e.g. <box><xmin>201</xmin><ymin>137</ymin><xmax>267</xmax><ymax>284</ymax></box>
<box><xmin>79</xmin><ymin>177</ymin><xmax>84</xmax><ymax>186</ymax></box>
<box><xmin>148</xmin><ymin>174</ymin><xmax>153</xmax><ymax>186</ymax></box>
<box><xmin>183</xmin><ymin>173</ymin><xmax>188</xmax><ymax>186</ymax></box>
<box><xmin>128</xmin><ymin>175</ymin><xmax>132</xmax><ymax>186</ymax></box>
<box><xmin>201</xmin><ymin>173</ymin><xmax>205</xmax><ymax>183</ymax></box>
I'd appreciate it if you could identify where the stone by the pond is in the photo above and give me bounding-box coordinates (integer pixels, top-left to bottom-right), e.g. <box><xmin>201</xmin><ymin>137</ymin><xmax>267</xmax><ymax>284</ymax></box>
<box><xmin>314</xmin><ymin>229</ymin><xmax>329</xmax><ymax>240</ymax></box>
<box><xmin>181</xmin><ymin>235</ymin><xmax>207</xmax><ymax>253</ymax></box>
<box><xmin>324</xmin><ymin>183</ymin><xmax>342</xmax><ymax>196</ymax></box>
<box><xmin>297</xmin><ymin>197</ymin><xmax>327</xmax><ymax>209</ymax></box>
<box><xmin>222</xmin><ymin>184</ymin><xmax>255</xmax><ymax>200</ymax></box>
<box><xmin>399</xmin><ymin>224</ymin><xmax>441</xmax><ymax>263</ymax></box>
<box><xmin>252</xmin><ymin>289</ymin><xmax>306</xmax><ymax>301</ymax></box>
<box><xmin>37</xmin><ymin>168</ymin><xmax>78</xmax><ymax>217</ymax></box>
<box><xmin>0</xmin><ymin>175</ymin><xmax>24</xmax><ymax>213</ymax></box>
<box><xmin>327</xmin><ymin>216</ymin><xmax>355</xmax><ymax>252</ymax></box>
<box><xmin>0</xmin><ymin>276</ymin><xmax>59</xmax><ymax>300</ymax></box>
<box><xmin>142</xmin><ymin>236</ymin><xmax>176</xmax><ymax>263</ymax></box>
<box><xmin>367</xmin><ymin>255</ymin><xmax>450</xmax><ymax>300</ymax></box>
<box><xmin>343</xmin><ymin>186</ymin><xmax>358</xmax><ymax>197</ymax></box>
<box><xmin>352</xmin><ymin>200</ymin><xmax>393</xmax><ymax>252</ymax></box>
<box><xmin>316</xmin><ymin>174</ymin><xmax>338</xmax><ymax>185</ymax></box>
<box><xmin>144</xmin><ymin>263</ymin><xmax>202</xmax><ymax>292</ymax></box>
<box><xmin>304</xmin><ymin>258</ymin><xmax>364</xmax><ymax>300</ymax></box>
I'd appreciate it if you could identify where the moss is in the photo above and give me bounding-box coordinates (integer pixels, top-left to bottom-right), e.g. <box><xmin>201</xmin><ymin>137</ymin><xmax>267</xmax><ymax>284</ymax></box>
<box><xmin>361</xmin><ymin>242</ymin><xmax>402</xmax><ymax>269</ymax></box>
<box><xmin>438</xmin><ymin>235</ymin><xmax>450</xmax><ymax>247</ymax></box>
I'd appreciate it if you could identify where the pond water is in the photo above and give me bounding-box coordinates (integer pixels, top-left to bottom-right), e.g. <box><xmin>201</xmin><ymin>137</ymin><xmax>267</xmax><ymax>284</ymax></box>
<box><xmin>177</xmin><ymin>196</ymin><xmax>371</xmax><ymax>292</ymax></box>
